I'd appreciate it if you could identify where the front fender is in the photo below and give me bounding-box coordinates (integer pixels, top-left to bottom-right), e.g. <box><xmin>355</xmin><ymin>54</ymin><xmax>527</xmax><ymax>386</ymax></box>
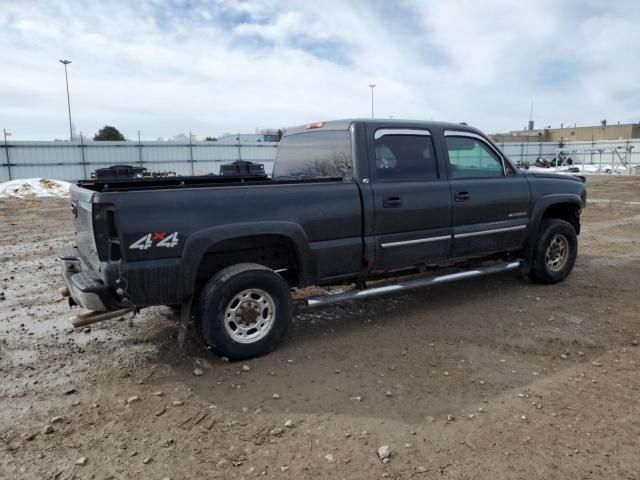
<box><xmin>177</xmin><ymin>221</ymin><xmax>312</xmax><ymax>299</ymax></box>
<box><xmin>530</xmin><ymin>194</ymin><xmax>582</xmax><ymax>233</ymax></box>
<box><xmin>522</xmin><ymin>193</ymin><xmax>583</xmax><ymax>265</ymax></box>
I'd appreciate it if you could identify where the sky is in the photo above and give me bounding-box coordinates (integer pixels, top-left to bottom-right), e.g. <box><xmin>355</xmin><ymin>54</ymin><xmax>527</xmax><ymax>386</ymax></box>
<box><xmin>1</xmin><ymin>0</ymin><xmax>639</xmax><ymax>140</ymax></box>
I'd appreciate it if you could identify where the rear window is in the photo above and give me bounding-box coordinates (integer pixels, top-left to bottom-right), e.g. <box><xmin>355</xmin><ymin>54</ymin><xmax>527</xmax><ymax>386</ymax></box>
<box><xmin>273</xmin><ymin>130</ymin><xmax>353</xmax><ymax>179</ymax></box>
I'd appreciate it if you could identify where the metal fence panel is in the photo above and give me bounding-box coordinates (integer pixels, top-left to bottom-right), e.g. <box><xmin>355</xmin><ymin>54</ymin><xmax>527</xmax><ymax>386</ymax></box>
<box><xmin>11</xmin><ymin>163</ymin><xmax>84</xmax><ymax>180</ymax></box>
<box><xmin>146</xmin><ymin>160</ymin><xmax>192</xmax><ymax>176</ymax></box>
<box><xmin>2</xmin><ymin>138</ymin><xmax>638</xmax><ymax>183</ymax></box>
<box><xmin>83</xmin><ymin>143</ymin><xmax>139</xmax><ymax>165</ymax></box>
<box><xmin>0</xmin><ymin>165</ymin><xmax>10</xmax><ymax>182</ymax></box>
<box><xmin>0</xmin><ymin>140</ymin><xmax>280</xmax><ymax>182</ymax></box>
<box><xmin>496</xmin><ymin>138</ymin><xmax>640</xmax><ymax>166</ymax></box>
<box><xmin>192</xmin><ymin>144</ymin><xmax>239</xmax><ymax>161</ymax></box>
<box><xmin>142</xmin><ymin>144</ymin><xmax>191</xmax><ymax>163</ymax></box>
<box><xmin>9</xmin><ymin>144</ymin><xmax>83</xmax><ymax>165</ymax></box>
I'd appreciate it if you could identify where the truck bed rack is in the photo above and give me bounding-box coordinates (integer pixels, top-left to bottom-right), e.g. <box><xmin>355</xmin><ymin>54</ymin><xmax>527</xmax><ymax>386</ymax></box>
<box><xmin>77</xmin><ymin>174</ymin><xmax>343</xmax><ymax>193</ymax></box>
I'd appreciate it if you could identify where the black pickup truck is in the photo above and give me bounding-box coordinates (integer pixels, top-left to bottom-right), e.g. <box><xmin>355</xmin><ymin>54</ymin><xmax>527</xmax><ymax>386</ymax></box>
<box><xmin>60</xmin><ymin>119</ymin><xmax>586</xmax><ymax>359</ymax></box>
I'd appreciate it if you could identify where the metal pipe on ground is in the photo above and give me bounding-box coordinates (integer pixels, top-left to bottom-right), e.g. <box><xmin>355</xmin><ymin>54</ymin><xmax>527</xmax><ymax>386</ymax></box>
<box><xmin>69</xmin><ymin>308</ymin><xmax>133</xmax><ymax>328</ymax></box>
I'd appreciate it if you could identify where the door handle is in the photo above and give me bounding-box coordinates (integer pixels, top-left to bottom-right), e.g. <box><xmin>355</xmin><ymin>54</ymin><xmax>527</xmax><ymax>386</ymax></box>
<box><xmin>383</xmin><ymin>196</ymin><xmax>402</xmax><ymax>208</ymax></box>
<box><xmin>454</xmin><ymin>191</ymin><xmax>470</xmax><ymax>202</ymax></box>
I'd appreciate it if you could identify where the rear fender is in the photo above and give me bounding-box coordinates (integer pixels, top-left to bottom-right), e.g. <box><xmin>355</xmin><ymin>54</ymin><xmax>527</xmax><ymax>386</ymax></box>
<box><xmin>177</xmin><ymin>221</ymin><xmax>312</xmax><ymax>299</ymax></box>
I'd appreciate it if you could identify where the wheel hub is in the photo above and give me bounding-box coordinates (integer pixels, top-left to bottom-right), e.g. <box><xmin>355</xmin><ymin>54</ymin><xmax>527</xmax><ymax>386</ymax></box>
<box><xmin>545</xmin><ymin>234</ymin><xmax>569</xmax><ymax>272</ymax></box>
<box><xmin>224</xmin><ymin>289</ymin><xmax>275</xmax><ymax>344</ymax></box>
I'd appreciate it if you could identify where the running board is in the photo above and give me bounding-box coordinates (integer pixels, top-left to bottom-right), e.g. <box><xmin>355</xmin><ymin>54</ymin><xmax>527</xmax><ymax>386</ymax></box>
<box><xmin>305</xmin><ymin>261</ymin><xmax>521</xmax><ymax>308</ymax></box>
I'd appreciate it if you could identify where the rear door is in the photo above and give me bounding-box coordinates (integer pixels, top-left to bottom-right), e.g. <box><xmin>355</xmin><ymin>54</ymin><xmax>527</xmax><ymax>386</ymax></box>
<box><xmin>443</xmin><ymin>130</ymin><xmax>530</xmax><ymax>258</ymax></box>
<box><xmin>368</xmin><ymin>127</ymin><xmax>452</xmax><ymax>270</ymax></box>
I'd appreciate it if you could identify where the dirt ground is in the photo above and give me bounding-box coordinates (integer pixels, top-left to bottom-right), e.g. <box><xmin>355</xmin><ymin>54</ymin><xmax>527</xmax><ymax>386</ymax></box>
<box><xmin>0</xmin><ymin>176</ymin><xmax>639</xmax><ymax>480</ymax></box>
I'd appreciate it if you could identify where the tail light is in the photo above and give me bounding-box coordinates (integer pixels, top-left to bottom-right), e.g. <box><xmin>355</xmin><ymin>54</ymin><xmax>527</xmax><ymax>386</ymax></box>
<box><xmin>93</xmin><ymin>204</ymin><xmax>122</xmax><ymax>261</ymax></box>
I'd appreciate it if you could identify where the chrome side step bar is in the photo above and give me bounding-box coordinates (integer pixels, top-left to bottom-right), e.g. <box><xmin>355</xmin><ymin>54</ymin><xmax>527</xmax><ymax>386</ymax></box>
<box><xmin>305</xmin><ymin>261</ymin><xmax>521</xmax><ymax>308</ymax></box>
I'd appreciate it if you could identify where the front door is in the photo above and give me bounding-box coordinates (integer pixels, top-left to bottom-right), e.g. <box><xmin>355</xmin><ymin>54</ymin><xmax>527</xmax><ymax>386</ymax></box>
<box><xmin>443</xmin><ymin>131</ymin><xmax>531</xmax><ymax>258</ymax></box>
<box><xmin>369</xmin><ymin>128</ymin><xmax>452</xmax><ymax>270</ymax></box>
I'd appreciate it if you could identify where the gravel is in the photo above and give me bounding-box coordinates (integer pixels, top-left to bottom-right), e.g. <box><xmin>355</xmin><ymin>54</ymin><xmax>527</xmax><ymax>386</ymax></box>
<box><xmin>377</xmin><ymin>445</ymin><xmax>391</xmax><ymax>460</ymax></box>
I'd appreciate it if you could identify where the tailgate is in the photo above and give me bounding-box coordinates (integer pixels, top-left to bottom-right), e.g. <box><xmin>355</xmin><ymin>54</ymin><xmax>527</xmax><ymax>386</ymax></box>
<box><xmin>70</xmin><ymin>184</ymin><xmax>101</xmax><ymax>272</ymax></box>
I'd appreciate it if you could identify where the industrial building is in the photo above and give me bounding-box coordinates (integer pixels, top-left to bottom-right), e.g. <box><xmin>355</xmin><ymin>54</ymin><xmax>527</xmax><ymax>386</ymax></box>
<box><xmin>491</xmin><ymin>121</ymin><xmax>640</xmax><ymax>143</ymax></box>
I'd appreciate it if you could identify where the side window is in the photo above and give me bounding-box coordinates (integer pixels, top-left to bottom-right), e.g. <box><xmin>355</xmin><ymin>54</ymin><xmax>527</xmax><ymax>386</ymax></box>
<box><xmin>374</xmin><ymin>130</ymin><xmax>438</xmax><ymax>181</ymax></box>
<box><xmin>445</xmin><ymin>136</ymin><xmax>504</xmax><ymax>179</ymax></box>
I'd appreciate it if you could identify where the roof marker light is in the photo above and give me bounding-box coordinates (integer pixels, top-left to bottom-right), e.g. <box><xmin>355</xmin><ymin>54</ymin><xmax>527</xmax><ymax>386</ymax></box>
<box><xmin>306</xmin><ymin>122</ymin><xmax>325</xmax><ymax>129</ymax></box>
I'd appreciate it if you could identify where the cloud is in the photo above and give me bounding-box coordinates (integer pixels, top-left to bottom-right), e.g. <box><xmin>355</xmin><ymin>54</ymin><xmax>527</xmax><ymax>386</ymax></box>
<box><xmin>0</xmin><ymin>0</ymin><xmax>639</xmax><ymax>140</ymax></box>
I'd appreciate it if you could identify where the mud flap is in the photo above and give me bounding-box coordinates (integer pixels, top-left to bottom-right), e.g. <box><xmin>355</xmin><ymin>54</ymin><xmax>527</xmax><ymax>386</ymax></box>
<box><xmin>177</xmin><ymin>297</ymin><xmax>193</xmax><ymax>351</ymax></box>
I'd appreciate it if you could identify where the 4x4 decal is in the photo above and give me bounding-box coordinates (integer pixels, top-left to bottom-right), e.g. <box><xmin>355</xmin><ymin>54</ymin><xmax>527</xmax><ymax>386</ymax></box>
<box><xmin>129</xmin><ymin>232</ymin><xmax>179</xmax><ymax>250</ymax></box>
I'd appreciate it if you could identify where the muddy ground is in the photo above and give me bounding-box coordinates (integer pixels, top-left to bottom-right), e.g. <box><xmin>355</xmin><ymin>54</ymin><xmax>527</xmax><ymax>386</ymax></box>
<box><xmin>0</xmin><ymin>176</ymin><xmax>639</xmax><ymax>480</ymax></box>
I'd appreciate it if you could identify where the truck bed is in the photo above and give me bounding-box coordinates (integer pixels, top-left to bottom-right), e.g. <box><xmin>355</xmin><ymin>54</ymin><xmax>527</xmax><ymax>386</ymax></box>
<box><xmin>69</xmin><ymin>176</ymin><xmax>364</xmax><ymax>307</ymax></box>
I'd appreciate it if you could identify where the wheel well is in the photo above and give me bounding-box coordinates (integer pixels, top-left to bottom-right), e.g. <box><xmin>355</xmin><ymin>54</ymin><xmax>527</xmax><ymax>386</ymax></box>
<box><xmin>542</xmin><ymin>203</ymin><xmax>581</xmax><ymax>234</ymax></box>
<box><xmin>194</xmin><ymin>235</ymin><xmax>300</xmax><ymax>292</ymax></box>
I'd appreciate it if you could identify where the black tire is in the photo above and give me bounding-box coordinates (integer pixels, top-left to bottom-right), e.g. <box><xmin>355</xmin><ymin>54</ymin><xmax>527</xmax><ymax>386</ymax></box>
<box><xmin>166</xmin><ymin>304</ymin><xmax>181</xmax><ymax>315</ymax></box>
<box><xmin>198</xmin><ymin>263</ymin><xmax>292</xmax><ymax>360</ymax></box>
<box><xmin>528</xmin><ymin>219</ymin><xmax>578</xmax><ymax>284</ymax></box>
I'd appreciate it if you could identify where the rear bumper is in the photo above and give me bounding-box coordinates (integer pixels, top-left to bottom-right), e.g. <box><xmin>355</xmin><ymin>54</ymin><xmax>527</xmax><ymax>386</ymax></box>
<box><xmin>60</xmin><ymin>246</ymin><xmax>115</xmax><ymax>311</ymax></box>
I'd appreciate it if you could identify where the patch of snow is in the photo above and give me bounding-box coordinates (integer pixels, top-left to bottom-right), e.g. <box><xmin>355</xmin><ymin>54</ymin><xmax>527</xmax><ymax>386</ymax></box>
<box><xmin>0</xmin><ymin>178</ymin><xmax>71</xmax><ymax>198</ymax></box>
<box><xmin>522</xmin><ymin>165</ymin><xmax>628</xmax><ymax>175</ymax></box>
<box><xmin>578</xmin><ymin>164</ymin><xmax>627</xmax><ymax>175</ymax></box>
<box><xmin>523</xmin><ymin>166</ymin><xmax>570</xmax><ymax>174</ymax></box>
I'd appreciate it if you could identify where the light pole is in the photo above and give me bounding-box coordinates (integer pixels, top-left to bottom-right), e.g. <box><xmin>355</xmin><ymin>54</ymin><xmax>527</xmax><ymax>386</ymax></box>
<box><xmin>369</xmin><ymin>84</ymin><xmax>376</xmax><ymax>118</ymax></box>
<box><xmin>59</xmin><ymin>59</ymin><xmax>73</xmax><ymax>140</ymax></box>
<box><xmin>3</xmin><ymin>128</ymin><xmax>12</xmax><ymax>180</ymax></box>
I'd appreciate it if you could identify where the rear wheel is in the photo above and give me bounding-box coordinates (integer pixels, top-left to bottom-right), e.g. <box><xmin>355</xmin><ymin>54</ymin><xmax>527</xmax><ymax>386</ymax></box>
<box><xmin>198</xmin><ymin>263</ymin><xmax>292</xmax><ymax>360</ymax></box>
<box><xmin>166</xmin><ymin>304</ymin><xmax>181</xmax><ymax>315</ymax></box>
<box><xmin>528</xmin><ymin>219</ymin><xmax>578</xmax><ymax>284</ymax></box>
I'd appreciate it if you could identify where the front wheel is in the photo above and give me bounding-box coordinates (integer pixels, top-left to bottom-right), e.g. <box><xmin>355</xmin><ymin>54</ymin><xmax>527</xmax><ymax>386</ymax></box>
<box><xmin>198</xmin><ymin>263</ymin><xmax>292</xmax><ymax>360</ymax></box>
<box><xmin>528</xmin><ymin>219</ymin><xmax>578</xmax><ymax>284</ymax></box>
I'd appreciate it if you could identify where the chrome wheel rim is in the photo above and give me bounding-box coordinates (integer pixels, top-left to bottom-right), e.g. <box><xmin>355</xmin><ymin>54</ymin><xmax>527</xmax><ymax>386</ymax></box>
<box><xmin>545</xmin><ymin>234</ymin><xmax>569</xmax><ymax>272</ymax></box>
<box><xmin>224</xmin><ymin>289</ymin><xmax>275</xmax><ymax>344</ymax></box>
